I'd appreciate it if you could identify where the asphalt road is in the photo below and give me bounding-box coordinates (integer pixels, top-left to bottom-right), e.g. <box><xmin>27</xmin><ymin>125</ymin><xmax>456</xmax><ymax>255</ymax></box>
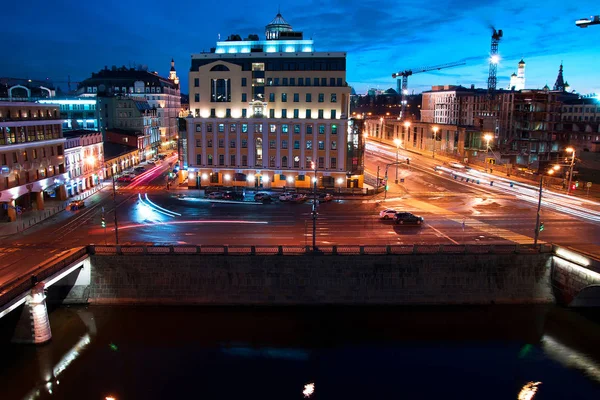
<box><xmin>1</xmin><ymin>145</ymin><xmax>599</xmax><ymax>288</ymax></box>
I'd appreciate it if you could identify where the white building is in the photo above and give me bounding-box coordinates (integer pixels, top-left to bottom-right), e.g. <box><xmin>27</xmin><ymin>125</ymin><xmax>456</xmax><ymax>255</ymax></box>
<box><xmin>508</xmin><ymin>59</ymin><xmax>526</xmax><ymax>91</ymax></box>
<box><xmin>186</xmin><ymin>11</ymin><xmax>363</xmax><ymax>190</ymax></box>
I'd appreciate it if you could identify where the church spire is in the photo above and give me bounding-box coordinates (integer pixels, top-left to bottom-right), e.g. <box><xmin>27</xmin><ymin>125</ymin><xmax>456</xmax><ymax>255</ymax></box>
<box><xmin>553</xmin><ymin>63</ymin><xmax>565</xmax><ymax>91</ymax></box>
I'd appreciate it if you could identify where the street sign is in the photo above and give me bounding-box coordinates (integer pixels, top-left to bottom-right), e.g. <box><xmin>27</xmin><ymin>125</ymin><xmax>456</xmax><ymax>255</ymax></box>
<box><xmin>587</xmin><ymin>182</ymin><xmax>593</xmax><ymax>188</ymax></box>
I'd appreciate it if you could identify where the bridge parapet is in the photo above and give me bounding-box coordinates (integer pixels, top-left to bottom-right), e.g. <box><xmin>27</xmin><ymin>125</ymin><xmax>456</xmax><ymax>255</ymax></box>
<box><xmin>551</xmin><ymin>245</ymin><xmax>600</xmax><ymax>307</ymax></box>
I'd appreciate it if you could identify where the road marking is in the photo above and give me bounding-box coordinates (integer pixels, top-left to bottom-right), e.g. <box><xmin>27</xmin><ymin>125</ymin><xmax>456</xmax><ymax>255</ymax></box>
<box><xmin>426</xmin><ymin>224</ymin><xmax>459</xmax><ymax>244</ymax></box>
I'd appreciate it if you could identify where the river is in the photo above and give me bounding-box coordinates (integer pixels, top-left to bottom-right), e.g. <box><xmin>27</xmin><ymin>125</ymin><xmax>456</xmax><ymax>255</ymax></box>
<box><xmin>0</xmin><ymin>305</ymin><xmax>599</xmax><ymax>399</ymax></box>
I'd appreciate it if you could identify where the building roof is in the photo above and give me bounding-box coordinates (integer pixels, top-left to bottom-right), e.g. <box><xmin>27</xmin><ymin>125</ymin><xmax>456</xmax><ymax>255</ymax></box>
<box><xmin>562</xmin><ymin>97</ymin><xmax>600</xmax><ymax>105</ymax></box>
<box><xmin>103</xmin><ymin>142</ymin><xmax>139</xmax><ymax>161</ymax></box>
<box><xmin>78</xmin><ymin>67</ymin><xmax>177</xmax><ymax>92</ymax></box>
<box><xmin>266</xmin><ymin>12</ymin><xmax>293</xmax><ymax>32</ymax></box>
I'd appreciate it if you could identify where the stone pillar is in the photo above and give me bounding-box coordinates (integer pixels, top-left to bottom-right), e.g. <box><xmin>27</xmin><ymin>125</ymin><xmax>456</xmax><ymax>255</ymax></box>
<box><xmin>12</xmin><ymin>283</ymin><xmax>52</xmax><ymax>344</ymax></box>
<box><xmin>35</xmin><ymin>191</ymin><xmax>44</xmax><ymax>210</ymax></box>
<box><xmin>7</xmin><ymin>200</ymin><xmax>16</xmax><ymax>222</ymax></box>
<box><xmin>58</xmin><ymin>184</ymin><xmax>67</xmax><ymax>200</ymax></box>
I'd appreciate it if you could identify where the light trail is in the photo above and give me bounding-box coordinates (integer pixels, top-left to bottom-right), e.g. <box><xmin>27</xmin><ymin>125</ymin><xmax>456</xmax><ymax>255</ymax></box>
<box><xmin>137</xmin><ymin>193</ymin><xmax>178</xmax><ymax>218</ymax></box>
<box><xmin>117</xmin><ymin>219</ymin><xmax>269</xmax><ymax>231</ymax></box>
<box><xmin>144</xmin><ymin>193</ymin><xmax>181</xmax><ymax>216</ymax></box>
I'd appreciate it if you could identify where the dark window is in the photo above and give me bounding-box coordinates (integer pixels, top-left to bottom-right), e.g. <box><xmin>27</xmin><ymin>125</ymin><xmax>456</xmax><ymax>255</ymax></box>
<box><xmin>219</xmin><ymin>154</ymin><xmax>225</xmax><ymax>166</ymax></box>
<box><xmin>319</xmin><ymin>124</ymin><xmax>325</xmax><ymax>134</ymax></box>
<box><xmin>207</xmin><ymin>139</ymin><xmax>213</xmax><ymax>147</ymax></box>
<box><xmin>294</xmin><ymin>124</ymin><xmax>300</xmax><ymax>134</ymax></box>
<box><xmin>241</xmin><ymin>78</ymin><xmax>247</xmax><ymax>87</ymax></box>
<box><xmin>314</xmin><ymin>78</ymin><xmax>319</xmax><ymax>86</ymax></box>
<box><xmin>337</xmin><ymin>78</ymin><xmax>342</xmax><ymax>86</ymax></box>
<box><xmin>195</xmin><ymin>93</ymin><xmax>199</xmax><ymax>102</ymax></box>
<box><xmin>282</xmin><ymin>140</ymin><xmax>288</xmax><ymax>149</ymax></box>
<box><xmin>330</xmin><ymin>78</ymin><xmax>335</xmax><ymax>86</ymax></box>
<box><xmin>218</xmin><ymin>139</ymin><xmax>224</xmax><ymax>148</ymax></box>
<box><xmin>230</xmin><ymin>140</ymin><xmax>236</xmax><ymax>148</ymax></box>
<box><xmin>318</xmin><ymin>109</ymin><xmax>324</xmax><ymax>119</ymax></box>
<box><xmin>208</xmin><ymin>155</ymin><xmax>213</xmax><ymax>165</ymax></box>
<box><xmin>282</xmin><ymin>109</ymin><xmax>287</xmax><ymax>118</ymax></box>
<box><xmin>306</xmin><ymin>109</ymin><xmax>311</xmax><ymax>119</ymax></box>
<box><xmin>299</xmin><ymin>78</ymin><xmax>304</xmax><ymax>86</ymax></box>
<box><xmin>294</xmin><ymin>109</ymin><xmax>299</xmax><ymax>118</ymax></box>
<box><xmin>196</xmin><ymin>140</ymin><xmax>202</xmax><ymax>147</ymax></box>
<box><xmin>230</xmin><ymin>154</ymin><xmax>236</xmax><ymax>166</ymax></box>
<box><xmin>294</xmin><ymin>140</ymin><xmax>300</xmax><ymax>149</ymax></box>
<box><xmin>293</xmin><ymin>93</ymin><xmax>299</xmax><ymax>102</ymax></box>
<box><xmin>194</xmin><ymin>78</ymin><xmax>199</xmax><ymax>87</ymax></box>
<box><xmin>196</xmin><ymin>124</ymin><xmax>202</xmax><ymax>132</ymax></box>
<box><xmin>307</xmin><ymin>125</ymin><xmax>313</xmax><ymax>134</ymax></box>
<box><xmin>269</xmin><ymin>93</ymin><xmax>275</xmax><ymax>102</ymax></box>
<box><xmin>242</xmin><ymin>155</ymin><xmax>247</xmax><ymax>166</ymax></box>
<box><xmin>331</xmin><ymin>93</ymin><xmax>337</xmax><ymax>102</ymax></box>
<box><xmin>269</xmin><ymin>109</ymin><xmax>275</xmax><ymax>118</ymax></box>
<box><xmin>331</xmin><ymin>157</ymin><xmax>337</xmax><ymax>168</ymax></box>
<box><xmin>318</xmin><ymin>93</ymin><xmax>324</xmax><ymax>102</ymax></box>
<box><xmin>282</xmin><ymin>156</ymin><xmax>288</xmax><ymax>167</ymax></box>
<box><xmin>242</xmin><ymin>93</ymin><xmax>247</xmax><ymax>102</ymax></box>
<box><xmin>321</xmin><ymin>78</ymin><xmax>327</xmax><ymax>86</ymax></box>
<box><xmin>306</xmin><ymin>93</ymin><xmax>312</xmax><ymax>102</ymax></box>
<box><xmin>242</xmin><ymin>139</ymin><xmax>247</xmax><ymax>148</ymax></box>
<box><xmin>281</xmin><ymin>93</ymin><xmax>287</xmax><ymax>102</ymax></box>
<box><xmin>196</xmin><ymin>154</ymin><xmax>202</xmax><ymax>164</ymax></box>
<box><xmin>331</xmin><ymin>110</ymin><xmax>336</xmax><ymax>119</ymax></box>
<box><xmin>331</xmin><ymin>125</ymin><xmax>338</xmax><ymax>135</ymax></box>
<box><xmin>207</xmin><ymin>123</ymin><xmax>213</xmax><ymax>132</ymax></box>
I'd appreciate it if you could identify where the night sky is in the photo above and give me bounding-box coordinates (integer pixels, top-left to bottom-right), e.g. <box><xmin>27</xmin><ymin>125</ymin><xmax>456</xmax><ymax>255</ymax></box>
<box><xmin>2</xmin><ymin>1</ymin><xmax>599</xmax><ymax>95</ymax></box>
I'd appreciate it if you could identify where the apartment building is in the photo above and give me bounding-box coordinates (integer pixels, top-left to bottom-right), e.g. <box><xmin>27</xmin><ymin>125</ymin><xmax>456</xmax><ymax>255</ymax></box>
<box><xmin>0</xmin><ymin>102</ymin><xmax>67</xmax><ymax>221</ymax></box>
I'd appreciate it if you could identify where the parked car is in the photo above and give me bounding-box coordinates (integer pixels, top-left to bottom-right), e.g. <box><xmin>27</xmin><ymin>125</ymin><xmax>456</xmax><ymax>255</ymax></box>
<box><xmin>68</xmin><ymin>200</ymin><xmax>85</xmax><ymax>211</ymax></box>
<box><xmin>158</xmin><ymin>154</ymin><xmax>167</xmax><ymax>160</ymax></box>
<box><xmin>318</xmin><ymin>193</ymin><xmax>334</xmax><ymax>202</ymax></box>
<box><xmin>207</xmin><ymin>192</ymin><xmax>224</xmax><ymax>200</ymax></box>
<box><xmin>394</xmin><ymin>212</ymin><xmax>424</xmax><ymax>225</ymax></box>
<box><xmin>117</xmin><ymin>176</ymin><xmax>133</xmax><ymax>183</ymax></box>
<box><xmin>279</xmin><ymin>192</ymin><xmax>294</xmax><ymax>202</ymax></box>
<box><xmin>134</xmin><ymin>166</ymin><xmax>146</xmax><ymax>173</ymax></box>
<box><xmin>290</xmin><ymin>193</ymin><xmax>307</xmax><ymax>203</ymax></box>
<box><xmin>147</xmin><ymin>161</ymin><xmax>156</xmax><ymax>166</ymax></box>
<box><xmin>379</xmin><ymin>209</ymin><xmax>397</xmax><ymax>219</ymax></box>
<box><xmin>254</xmin><ymin>192</ymin><xmax>271</xmax><ymax>201</ymax></box>
<box><xmin>223</xmin><ymin>191</ymin><xmax>244</xmax><ymax>201</ymax></box>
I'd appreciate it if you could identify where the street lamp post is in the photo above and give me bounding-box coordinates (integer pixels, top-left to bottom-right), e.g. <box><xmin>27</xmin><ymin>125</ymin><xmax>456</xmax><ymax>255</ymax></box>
<box><xmin>311</xmin><ymin>162</ymin><xmax>318</xmax><ymax>251</ymax></box>
<box><xmin>403</xmin><ymin>121</ymin><xmax>411</xmax><ymax>144</ymax></box>
<box><xmin>379</xmin><ymin>117</ymin><xmax>384</xmax><ymax>143</ymax></box>
<box><xmin>393</xmin><ymin>138</ymin><xmax>402</xmax><ymax>184</ymax></box>
<box><xmin>111</xmin><ymin>171</ymin><xmax>119</xmax><ymax>245</ymax></box>
<box><xmin>566</xmin><ymin>147</ymin><xmax>575</xmax><ymax>194</ymax></box>
<box><xmin>432</xmin><ymin>126</ymin><xmax>439</xmax><ymax>159</ymax></box>
<box><xmin>534</xmin><ymin>168</ymin><xmax>555</xmax><ymax>246</ymax></box>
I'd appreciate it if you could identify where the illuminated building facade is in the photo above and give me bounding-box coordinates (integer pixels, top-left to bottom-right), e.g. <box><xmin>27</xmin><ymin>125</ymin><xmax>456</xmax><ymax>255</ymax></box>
<box><xmin>63</xmin><ymin>130</ymin><xmax>104</xmax><ymax>197</ymax></box>
<box><xmin>186</xmin><ymin>12</ymin><xmax>363</xmax><ymax>189</ymax></box>
<box><xmin>38</xmin><ymin>98</ymin><xmax>98</xmax><ymax>131</ymax></box>
<box><xmin>0</xmin><ymin>102</ymin><xmax>68</xmax><ymax>221</ymax></box>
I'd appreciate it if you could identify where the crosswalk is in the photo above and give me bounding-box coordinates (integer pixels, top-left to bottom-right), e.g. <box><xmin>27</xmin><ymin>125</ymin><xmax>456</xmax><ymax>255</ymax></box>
<box><xmin>119</xmin><ymin>185</ymin><xmax>169</xmax><ymax>191</ymax></box>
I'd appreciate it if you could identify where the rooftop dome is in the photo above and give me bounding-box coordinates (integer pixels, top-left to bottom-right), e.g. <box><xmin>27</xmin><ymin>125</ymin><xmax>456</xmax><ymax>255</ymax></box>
<box><xmin>265</xmin><ymin>12</ymin><xmax>293</xmax><ymax>40</ymax></box>
<box><xmin>518</xmin><ymin>59</ymin><xmax>525</xmax><ymax>65</ymax></box>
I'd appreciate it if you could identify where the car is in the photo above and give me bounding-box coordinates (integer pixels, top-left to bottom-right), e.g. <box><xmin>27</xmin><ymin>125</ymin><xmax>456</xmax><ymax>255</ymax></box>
<box><xmin>379</xmin><ymin>209</ymin><xmax>397</xmax><ymax>219</ymax></box>
<box><xmin>207</xmin><ymin>192</ymin><xmax>224</xmax><ymax>200</ymax></box>
<box><xmin>223</xmin><ymin>191</ymin><xmax>244</xmax><ymax>201</ymax></box>
<box><xmin>290</xmin><ymin>193</ymin><xmax>307</xmax><ymax>203</ymax></box>
<box><xmin>134</xmin><ymin>166</ymin><xmax>146</xmax><ymax>172</ymax></box>
<box><xmin>394</xmin><ymin>212</ymin><xmax>424</xmax><ymax>225</ymax></box>
<box><xmin>147</xmin><ymin>161</ymin><xmax>156</xmax><ymax>166</ymax></box>
<box><xmin>68</xmin><ymin>200</ymin><xmax>85</xmax><ymax>211</ymax></box>
<box><xmin>254</xmin><ymin>192</ymin><xmax>271</xmax><ymax>201</ymax></box>
<box><xmin>117</xmin><ymin>176</ymin><xmax>133</xmax><ymax>183</ymax></box>
<box><xmin>158</xmin><ymin>154</ymin><xmax>167</xmax><ymax>160</ymax></box>
<box><xmin>279</xmin><ymin>192</ymin><xmax>294</xmax><ymax>201</ymax></box>
<box><xmin>318</xmin><ymin>193</ymin><xmax>334</xmax><ymax>202</ymax></box>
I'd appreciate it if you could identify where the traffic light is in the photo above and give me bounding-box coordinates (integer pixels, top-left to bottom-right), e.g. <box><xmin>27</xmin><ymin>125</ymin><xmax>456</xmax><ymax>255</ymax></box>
<box><xmin>571</xmin><ymin>184</ymin><xmax>576</xmax><ymax>191</ymax></box>
<box><xmin>539</xmin><ymin>222</ymin><xmax>545</xmax><ymax>232</ymax></box>
<box><xmin>101</xmin><ymin>216</ymin><xmax>106</xmax><ymax>228</ymax></box>
<box><xmin>385</xmin><ymin>184</ymin><xmax>389</xmax><ymax>191</ymax></box>
<box><xmin>575</xmin><ymin>181</ymin><xmax>580</xmax><ymax>188</ymax></box>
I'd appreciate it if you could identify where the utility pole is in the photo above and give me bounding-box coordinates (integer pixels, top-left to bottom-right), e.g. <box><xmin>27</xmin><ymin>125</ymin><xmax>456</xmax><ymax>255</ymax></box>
<box><xmin>533</xmin><ymin>175</ymin><xmax>543</xmax><ymax>246</ymax></box>
<box><xmin>112</xmin><ymin>172</ymin><xmax>119</xmax><ymax>245</ymax></box>
<box><xmin>566</xmin><ymin>147</ymin><xmax>575</xmax><ymax>194</ymax></box>
<box><xmin>376</xmin><ymin>165</ymin><xmax>380</xmax><ymax>191</ymax></box>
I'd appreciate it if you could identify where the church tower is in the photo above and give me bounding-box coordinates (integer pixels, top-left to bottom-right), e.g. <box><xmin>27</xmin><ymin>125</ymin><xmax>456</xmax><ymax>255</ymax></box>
<box><xmin>508</xmin><ymin>59</ymin><xmax>525</xmax><ymax>90</ymax></box>
<box><xmin>553</xmin><ymin>63</ymin><xmax>565</xmax><ymax>92</ymax></box>
<box><xmin>168</xmin><ymin>58</ymin><xmax>180</xmax><ymax>88</ymax></box>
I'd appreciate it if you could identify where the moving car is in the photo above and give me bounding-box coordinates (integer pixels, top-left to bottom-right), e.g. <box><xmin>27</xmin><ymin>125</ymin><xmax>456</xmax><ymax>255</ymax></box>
<box><xmin>134</xmin><ymin>166</ymin><xmax>146</xmax><ymax>174</ymax></box>
<box><xmin>117</xmin><ymin>175</ymin><xmax>134</xmax><ymax>183</ymax></box>
<box><xmin>68</xmin><ymin>200</ymin><xmax>85</xmax><ymax>211</ymax></box>
<box><xmin>290</xmin><ymin>193</ymin><xmax>307</xmax><ymax>203</ymax></box>
<box><xmin>147</xmin><ymin>161</ymin><xmax>156</xmax><ymax>166</ymax></box>
<box><xmin>379</xmin><ymin>209</ymin><xmax>397</xmax><ymax>219</ymax></box>
<box><xmin>393</xmin><ymin>212</ymin><xmax>424</xmax><ymax>225</ymax></box>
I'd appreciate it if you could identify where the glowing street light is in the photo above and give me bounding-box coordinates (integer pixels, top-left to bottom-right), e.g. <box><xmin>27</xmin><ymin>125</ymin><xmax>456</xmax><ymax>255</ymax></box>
<box><xmin>483</xmin><ymin>134</ymin><xmax>493</xmax><ymax>152</ymax></box>
<box><xmin>490</xmin><ymin>54</ymin><xmax>500</xmax><ymax>64</ymax></box>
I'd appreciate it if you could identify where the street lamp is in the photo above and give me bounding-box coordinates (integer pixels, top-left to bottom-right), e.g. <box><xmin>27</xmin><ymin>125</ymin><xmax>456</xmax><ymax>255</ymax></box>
<box><xmin>566</xmin><ymin>147</ymin><xmax>576</xmax><ymax>195</ymax></box>
<box><xmin>336</xmin><ymin>177</ymin><xmax>344</xmax><ymax>193</ymax></box>
<box><xmin>393</xmin><ymin>138</ymin><xmax>402</xmax><ymax>184</ymax></box>
<box><xmin>483</xmin><ymin>134</ymin><xmax>493</xmax><ymax>152</ymax></box>
<box><xmin>432</xmin><ymin>126</ymin><xmax>439</xmax><ymax>159</ymax></box>
<box><xmin>379</xmin><ymin>117</ymin><xmax>384</xmax><ymax>142</ymax></box>
<box><xmin>403</xmin><ymin>121</ymin><xmax>411</xmax><ymax>145</ymax></box>
<box><xmin>311</xmin><ymin>161</ymin><xmax>318</xmax><ymax>252</ymax></box>
<box><xmin>534</xmin><ymin>168</ymin><xmax>555</xmax><ymax>246</ymax></box>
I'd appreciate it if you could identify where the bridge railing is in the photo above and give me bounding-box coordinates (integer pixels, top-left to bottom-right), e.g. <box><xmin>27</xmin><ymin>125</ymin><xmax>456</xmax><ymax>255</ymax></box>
<box><xmin>89</xmin><ymin>243</ymin><xmax>553</xmax><ymax>256</ymax></box>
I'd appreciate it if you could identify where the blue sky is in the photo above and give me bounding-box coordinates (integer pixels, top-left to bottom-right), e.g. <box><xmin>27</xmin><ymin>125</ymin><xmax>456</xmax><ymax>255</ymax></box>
<box><xmin>2</xmin><ymin>1</ymin><xmax>599</xmax><ymax>95</ymax></box>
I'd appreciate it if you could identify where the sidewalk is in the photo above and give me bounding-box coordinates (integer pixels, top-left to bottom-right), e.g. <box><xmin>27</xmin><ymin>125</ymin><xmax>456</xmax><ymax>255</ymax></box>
<box><xmin>0</xmin><ymin>183</ymin><xmax>107</xmax><ymax>238</ymax></box>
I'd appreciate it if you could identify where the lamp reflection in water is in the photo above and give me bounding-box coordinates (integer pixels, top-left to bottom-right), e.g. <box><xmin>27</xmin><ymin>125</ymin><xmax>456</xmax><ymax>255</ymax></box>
<box><xmin>303</xmin><ymin>382</ymin><xmax>315</xmax><ymax>398</ymax></box>
<box><xmin>517</xmin><ymin>381</ymin><xmax>541</xmax><ymax>400</ymax></box>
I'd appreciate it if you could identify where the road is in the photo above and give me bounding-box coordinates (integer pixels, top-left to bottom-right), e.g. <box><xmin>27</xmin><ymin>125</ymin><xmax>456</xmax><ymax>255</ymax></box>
<box><xmin>0</xmin><ymin>144</ymin><xmax>599</xmax><ymax>288</ymax></box>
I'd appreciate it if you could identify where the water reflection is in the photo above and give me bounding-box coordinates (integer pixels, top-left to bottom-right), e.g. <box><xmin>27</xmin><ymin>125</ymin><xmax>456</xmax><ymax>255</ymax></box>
<box><xmin>542</xmin><ymin>335</ymin><xmax>600</xmax><ymax>384</ymax></box>
<box><xmin>517</xmin><ymin>381</ymin><xmax>541</xmax><ymax>400</ymax></box>
<box><xmin>21</xmin><ymin>310</ymin><xmax>96</xmax><ymax>400</ymax></box>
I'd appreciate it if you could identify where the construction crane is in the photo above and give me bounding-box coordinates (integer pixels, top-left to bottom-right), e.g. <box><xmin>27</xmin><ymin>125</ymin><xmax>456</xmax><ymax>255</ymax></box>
<box><xmin>487</xmin><ymin>28</ymin><xmax>503</xmax><ymax>92</ymax></box>
<box><xmin>391</xmin><ymin>61</ymin><xmax>466</xmax><ymax>120</ymax></box>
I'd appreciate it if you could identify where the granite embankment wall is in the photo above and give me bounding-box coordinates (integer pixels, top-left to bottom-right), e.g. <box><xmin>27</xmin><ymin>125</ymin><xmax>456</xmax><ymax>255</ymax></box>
<box><xmin>88</xmin><ymin>250</ymin><xmax>554</xmax><ymax>305</ymax></box>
